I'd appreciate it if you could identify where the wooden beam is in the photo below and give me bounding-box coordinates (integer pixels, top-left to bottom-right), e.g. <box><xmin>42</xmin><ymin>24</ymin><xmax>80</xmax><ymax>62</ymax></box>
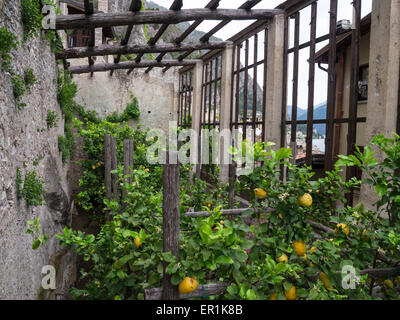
<box><xmin>164</xmin><ymin>0</ymin><xmax>262</xmax><ymax>73</ymax></box>
<box><xmin>55</xmin><ymin>9</ymin><xmax>283</xmax><ymax>30</ymax></box>
<box><xmin>144</xmin><ymin>0</ymin><xmax>221</xmax><ymax>74</ymax></box>
<box><xmin>200</xmin><ymin>0</ymin><xmax>263</xmax><ymax>42</ymax></box>
<box><xmin>69</xmin><ymin>59</ymin><xmax>200</xmax><ymax>74</ymax></box>
<box><xmin>145</xmin><ymin>282</ymin><xmax>229</xmax><ymax>300</ymax></box>
<box><xmin>111</xmin><ymin>0</ymin><xmax>142</xmax><ymax>76</ymax></box>
<box><xmin>57</xmin><ymin>41</ymin><xmax>232</xmax><ymax>59</ymax></box>
<box><xmin>132</xmin><ymin>0</ymin><xmax>183</xmax><ymax>68</ymax></box>
<box><xmin>162</xmin><ymin>151</ymin><xmax>180</xmax><ymax>300</ymax></box>
<box><xmin>186</xmin><ymin>208</ymin><xmax>257</xmax><ymax>218</ymax></box>
<box><xmin>173</xmin><ymin>0</ymin><xmax>221</xmax><ymax>43</ymax></box>
<box><xmin>84</xmin><ymin>0</ymin><xmax>94</xmax><ymax>14</ymax></box>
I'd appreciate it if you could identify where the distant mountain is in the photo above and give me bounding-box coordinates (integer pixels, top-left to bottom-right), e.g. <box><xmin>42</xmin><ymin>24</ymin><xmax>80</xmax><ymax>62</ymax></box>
<box><xmin>287</xmin><ymin>102</ymin><xmax>327</xmax><ymax>136</ymax></box>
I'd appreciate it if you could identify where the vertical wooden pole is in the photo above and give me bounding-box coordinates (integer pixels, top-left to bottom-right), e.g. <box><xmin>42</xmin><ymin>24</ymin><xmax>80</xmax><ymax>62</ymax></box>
<box><xmin>123</xmin><ymin>140</ymin><xmax>130</xmax><ymax>203</ymax></box>
<box><xmin>228</xmin><ymin>162</ymin><xmax>236</xmax><ymax>209</ymax></box>
<box><xmin>162</xmin><ymin>151</ymin><xmax>180</xmax><ymax>300</ymax></box>
<box><xmin>291</xmin><ymin>13</ymin><xmax>300</xmax><ymax>164</ymax></box>
<box><xmin>129</xmin><ymin>140</ymin><xmax>134</xmax><ymax>184</ymax></box>
<box><xmin>306</xmin><ymin>2</ymin><xmax>317</xmax><ymax>167</ymax></box>
<box><xmin>324</xmin><ymin>0</ymin><xmax>338</xmax><ymax>171</ymax></box>
<box><xmin>104</xmin><ymin>134</ymin><xmax>112</xmax><ymax>201</ymax></box>
<box><xmin>346</xmin><ymin>0</ymin><xmax>361</xmax><ymax>206</ymax></box>
<box><xmin>110</xmin><ymin>136</ymin><xmax>119</xmax><ymax>202</ymax></box>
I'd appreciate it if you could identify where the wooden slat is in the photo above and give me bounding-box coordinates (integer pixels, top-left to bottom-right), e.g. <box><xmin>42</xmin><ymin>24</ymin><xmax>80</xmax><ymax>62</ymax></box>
<box><xmin>305</xmin><ymin>2</ymin><xmax>317</xmax><ymax>166</ymax></box>
<box><xmin>55</xmin><ymin>8</ymin><xmax>281</xmax><ymax>30</ymax></box>
<box><xmin>145</xmin><ymin>282</ymin><xmax>229</xmax><ymax>300</ymax></box>
<box><xmin>200</xmin><ymin>0</ymin><xmax>263</xmax><ymax>43</ymax></box>
<box><xmin>131</xmin><ymin>0</ymin><xmax>183</xmax><ymax>71</ymax></box>
<box><xmin>345</xmin><ymin>0</ymin><xmax>361</xmax><ymax>206</ymax></box>
<box><xmin>243</xmin><ymin>39</ymin><xmax>249</xmax><ymax>143</ymax></box>
<box><xmin>290</xmin><ymin>13</ymin><xmax>300</xmax><ymax>163</ymax></box>
<box><xmin>83</xmin><ymin>1</ymin><xmax>95</xmax><ymax>77</ymax></box>
<box><xmin>186</xmin><ymin>208</ymin><xmax>257</xmax><ymax>218</ymax></box>
<box><xmin>252</xmin><ymin>33</ymin><xmax>258</xmax><ymax>137</ymax></box>
<box><xmin>324</xmin><ymin>0</ymin><xmax>338</xmax><ymax>171</ymax></box>
<box><xmin>146</xmin><ymin>0</ymin><xmax>221</xmax><ymax>74</ymax></box>
<box><xmin>104</xmin><ymin>134</ymin><xmax>112</xmax><ymax>202</ymax></box>
<box><xmin>261</xmin><ymin>28</ymin><xmax>268</xmax><ymax>142</ymax></box>
<box><xmin>111</xmin><ymin>0</ymin><xmax>142</xmax><ymax>76</ymax></box>
<box><xmin>162</xmin><ymin>151</ymin><xmax>180</xmax><ymax>300</ymax></box>
<box><xmin>110</xmin><ymin>136</ymin><xmax>118</xmax><ymax>202</ymax></box>
<box><xmin>57</xmin><ymin>41</ymin><xmax>232</xmax><ymax>60</ymax></box>
<box><xmin>68</xmin><ymin>59</ymin><xmax>201</xmax><ymax>74</ymax></box>
<box><xmin>163</xmin><ymin>0</ymin><xmax>265</xmax><ymax>73</ymax></box>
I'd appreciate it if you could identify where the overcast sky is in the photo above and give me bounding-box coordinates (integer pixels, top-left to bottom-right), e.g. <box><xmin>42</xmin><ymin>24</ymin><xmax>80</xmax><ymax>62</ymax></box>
<box><xmin>153</xmin><ymin>0</ymin><xmax>372</xmax><ymax>109</ymax></box>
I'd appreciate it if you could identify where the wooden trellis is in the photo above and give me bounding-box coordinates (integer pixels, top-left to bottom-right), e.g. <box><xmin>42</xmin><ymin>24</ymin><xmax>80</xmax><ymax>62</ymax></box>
<box><xmin>55</xmin><ymin>0</ymin><xmax>282</xmax><ymax>75</ymax></box>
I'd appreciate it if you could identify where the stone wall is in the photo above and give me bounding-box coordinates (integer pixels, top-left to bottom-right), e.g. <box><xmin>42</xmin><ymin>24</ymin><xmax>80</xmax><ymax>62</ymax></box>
<box><xmin>0</xmin><ymin>0</ymin><xmax>76</xmax><ymax>299</ymax></box>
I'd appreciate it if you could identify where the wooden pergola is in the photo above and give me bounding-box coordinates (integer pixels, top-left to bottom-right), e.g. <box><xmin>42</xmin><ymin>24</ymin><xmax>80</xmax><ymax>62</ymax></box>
<box><xmin>56</xmin><ymin>0</ymin><xmax>283</xmax><ymax>75</ymax></box>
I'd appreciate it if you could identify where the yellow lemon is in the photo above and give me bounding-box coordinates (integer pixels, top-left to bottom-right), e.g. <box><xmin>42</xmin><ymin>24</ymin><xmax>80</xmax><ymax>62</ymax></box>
<box><xmin>178</xmin><ymin>277</ymin><xmax>198</xmax><ymax>294</ymax></box>
<box><xmin>202</xmin><ymin>201</ymin><xmax>212</xmax><ymax>207</ymax></box>
<box><xmin>92</xmin><ymin>165</ymin><xmax>96</xmax><ymax>170</ymax></box>
<box><xmin>134</xmin><ymin>238</ymin><xmax>143</xmax><ymax>248</ymax></box>
<box><xmin>97</xmin><ymin>162</ymin><xmax>101</xmax><ymax>167</ymax></box>
<box><xmin>335</xmin><ymin>223</ymin><xmax>350</xmax><ymax>236</ymax></box>
<box><xmin>297</xmin><ymin>193</ymin><xmax>312</xmax><ymax>207</ymax></box>
<box><xmin>145</xmin><ymin>168</ymin><xmax>150</xmax><ymax>172</ymax></box>
<box><xmin>269</xmin><ymin>292</ymin><xmax>278</xmax><ymax>300</ymax></box>
<box><xmin>384</xmin><ymin>280</ymin><xmax>394</xmax><ymax>289</ymax></box>
<box><xmin>220</xmin><ymin>221</ymin><xmax>224</xmax><ymax>225</ymax></box>
<box><xmin>254</xmin><ymin>188</ymin><xmax>266</xmax><ymax>199</ymax></box>
<box><xmin>319</xmin><ymin>272</ymin><xmax>333</xmax><ymax>291</ymax></box>
<box><xmin>276</xmin><ymin>253</ymin><xmax>288</xmax><ymax>263</ymax></box>
<box><xmin>278</xmin><ymin>213</ymin><xmax>283</xmax><ymax>219</ymax></box>
<box><xmin>310</xmin><ymin>246</ymin><xmax>317</xmax><ymax>254</ymax></box>
<box><xmin>284</xmin><ymin>285</ymin><xmax>296</xmax><ymax>300</ymax></box>
<box><xmin>293</xmin><ymin>241</ymin><xmax>307</xmax><ymax>257</ymax></box>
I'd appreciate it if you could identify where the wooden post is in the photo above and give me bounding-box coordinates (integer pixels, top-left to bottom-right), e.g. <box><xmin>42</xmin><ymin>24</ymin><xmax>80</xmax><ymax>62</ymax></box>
<box><xmin>122</xmin><ymin>139</ymin><xmax>134</xmax><ymax>210</ymax></box>
<box><xmin>110</xmin><ymin>136</ymin><xmax>119</xmax><ymax>202</ymax></box>
<box><xmin>228</xmin><ymin>163</ymin><xmax>236</xmax><ymax>209</ymax></box>
<box><xmin>162</xmin><ymin>151</ymin><xmax>180</xmax><ymax>300</ymax></box>
<box><xmin>128</xmin><ymin>140</ymin><xmax>134</xmax><ymax>184</ymax></box>
<box><xmin>104</xmin><ymin>134</ymin><xmax>112</xmax><ymax>201</ymax></box>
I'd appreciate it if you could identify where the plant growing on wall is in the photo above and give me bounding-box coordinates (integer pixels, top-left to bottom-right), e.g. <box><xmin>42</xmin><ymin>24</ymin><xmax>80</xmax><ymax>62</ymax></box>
<box><xmin>21</xmin><ymin>0</ymin><xmax>43</xmax><ymax>41</ymax></box>
<box><xmin>0</xmin><ymin>27</ymin><xmax>18</xmax><ymax>72</ymax></box>
<box><xmin>24</xmin><ymin>68</ymin><xmax>37</xmax><ymax>90</ymax></box>
<box><xmin>46</xmin><ymin>110</ymin><xmax>60</xmax><ymax>129</ymax></box>
<box><xmin>26</xmin><ymin>218</ymin><xmax>48</xmax><ymax>250</ymax></box>
<box><xmin>16</xmin><ymin>168</ymin><xmax>45</xmax><ymax>207</ymax></box>
<box><xmin>12</xmin><ymin>74</ymin><xmax>27</xmax><ymax>109</ymax></box>
<box><xmin>105</xmin><ymin>93</ymin><xmax>141</xmax><ymax>123</ymax></box>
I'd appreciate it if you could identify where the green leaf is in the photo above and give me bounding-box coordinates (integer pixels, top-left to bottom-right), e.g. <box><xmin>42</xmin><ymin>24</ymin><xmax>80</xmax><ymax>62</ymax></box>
<box><xmin>117</xmin><ymin>254</ymin><xmax>133</xmax><ymax>267</ymax></box>
<box><xmin>227</xmin><ymin>283</ymin><xmax>238</xmax><ymax>295</ymax></box>
<box><xmin>376</xmin><ymin>184</ymin><xmax>387</xmax><ymax>197</ymax></box>
<box><xmin>171</xmin><ymin>274</ymin><xmax>181</xmax><ymax>286</ymax></box>
<box><xmin>246</xmin><ymin>289</ymin><xmax>257</xmax><ymax>300</ymax></box>
<box><xmin>165</xmin><ymin>263</ymin><xmax>178</xmax><ymax>275</ymax></box>
<box><xmin>32</xmin><ymin>239</ymin><xmax>41</xmax><ymax>250</ymax></box>
<box><xmin>216</xmin><ymin>255</ymin><xmax>234</xmax><ymax>264</ymax></box>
